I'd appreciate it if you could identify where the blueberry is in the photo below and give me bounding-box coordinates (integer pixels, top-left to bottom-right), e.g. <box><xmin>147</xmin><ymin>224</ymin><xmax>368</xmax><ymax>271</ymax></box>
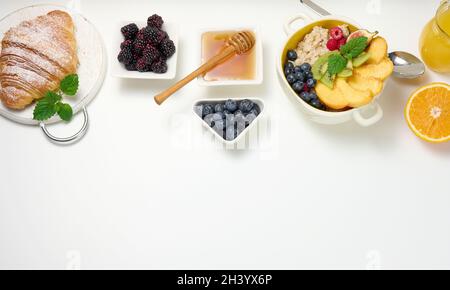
<box><xmin>236</xmin><ymin>119</ymin><xmax>246</xmax><ymax>136</ymax></box>
<box><xmin>284</xmin><ymin>62</ymin><xmax>294</xmax><ymax>71</ymax></box>
<box><xmin>238</xmin><ymin>99</ymin><xmax>254</xmax><ymax>113</ymax></box>
<box><xmin>212</xmin><ymin>113</ymin><xmax>224</xmax><ymax>122</ymax></box>
<box><xmin>225</xmin><ymin>113</ymin><xmax>235</xmax><ymax>128</ymax></box>
<box><xmin>203</xmin><ymin>114</ymin><xmax>215</xmax><ymax>127</ymax></box>
<box><xmin>294</xmin><ymin>72</ymin><xmax>305</xmax><ymax>82</ymax></box>
<box><xmin>305</xmin><ymin>71</ymin><xmax>314</xmax><ymax>80</ymax></box>
<box><xmin>214</xmin><ymin>103</ymin><xmax>225</xmax><ymax>113</ymax></box>
<box><xmin>309</xmin><ymin>91</ymin><xmax>318</xmax><ymax>101</ymax></box>
<box><xmin>213</xmin><ymin>119</ymin><xmax>225</xmax><ymax>131</ymax></box>
<box><xmin>194</xmin><ymin>105</ymin><xmax>203</xmax><ymax>117</ymax></box>
<box><xmin>284</xmin><ymin>67</ymin><xmax>293</xmax><ymax>76</ymax></box>
<box><xmin>225</xmin><ymin>126</ymin><xmax>236</xmax><ymax>141</ymax></box>
<box><xmin>300</xmin><ymin>92</ymin><xmax>312</xmax><ymax>102</ymax></box>
<box><xmin>202</xmin><ymin>104</ymin><xmax>214</xmax><ymax>117</ymax></box>
<box><xmin>287</xmin><ymin>50</ymin><xmax>297</xmax><ymax>61</ymax></box>
<box><xmin>292</xmin><ymin>81</ymin><xmax>304</xmax><ymax>93</ymax></box>
<box><xmin>294</xmin><ymin>66</ymin><xmax>303</xmax><ymax>74</ymax></box>
<box><xmin>248</xmin><ymin>108</ymin><xmax>260</xmax><ymax>117</ymax></box>
<box><xmin>245</xmin><ymin>112</ymin><xmax>257</xmax><ymax>125</ymax></box>
<box><xmin>286</xmin><ymin>73</ymin><xmax>296</xmax><ymax>84</ymax></box>
<box><xmin>306</xmin><ymin>78</ymin><xmax>316</xmax><ymax>88</ymax></box>
<box><xmin>300</xmin><ymin>63</ymin><xmax>311</xmax><ymax>72</ymax></box>
<box><xmin>224</xmin><ymin>99</ymin><xmax>238</xmax><ymax>113</ymax></box>
<box><xmin>310</xmin><ymin>99</ymin><xmax>323</xmax><ymax>109</ymax></box>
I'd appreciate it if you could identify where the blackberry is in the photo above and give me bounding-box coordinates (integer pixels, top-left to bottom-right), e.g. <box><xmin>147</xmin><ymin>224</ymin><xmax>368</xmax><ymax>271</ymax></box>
<box><xmin>117</xmin><ymin>47</ymin><xmax>134</xmax><ymax>65</ymax></box>
<box><xmin>142</xmin><ymin>26</ymin><xmax>165</xmax><ymax>45</ymax></box>
<box><xmin>136</xmin><ymin>29</ymin><xmax>146</xmax><ymax>41</ymax></box>
<box><xmin>151</xmin><ymin>58</ymin><xmax>168</xmax><ymax>74</ymax></box>
<box><xmin>159</xmin><ymin>39</ymin><xmax>176</xmax><ymax>58</ymax></box>
<box><xmin>147</xmin><ymin>14</ymin><xmax>164</xmax><ymax>29</ymax></box>
<box><xmin>133</xmin><ymin>38</ymin><xmax>147</xmax><ymax>56</ymax></box>
<box><xmin>121</xmin><ymin>23</ymin><xmax>139</xmax><ymax>40</ymax></box>
<box><xmin>136</xmin><ymin>58</ymin><xmax>151</xmax><ymax>72</ymax></box>
<box><xmin>142</xmin><ymin>45</ymin><xmax>160</xmax><ymax>65</ymax></box>
<box><xmin>125</xmin><ymin>61</ymin><xmax>137</xmax><ymax>71</ymax></box>
<box><xmin>120</xmin><ymin>39</ymin><xmax>133</xmax><ymax>50</ymax></box>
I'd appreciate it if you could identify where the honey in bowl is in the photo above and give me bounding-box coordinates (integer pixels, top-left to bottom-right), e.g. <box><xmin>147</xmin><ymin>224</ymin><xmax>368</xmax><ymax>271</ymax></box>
<box><xmin>201</xmin><ymin>30</ymin><xmax>256</xmax><ymax>81</ymax></box>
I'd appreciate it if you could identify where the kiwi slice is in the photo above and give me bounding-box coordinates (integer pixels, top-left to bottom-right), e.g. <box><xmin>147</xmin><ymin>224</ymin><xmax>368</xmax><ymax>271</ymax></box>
<box><xmin>338</xmin><ymin>69</ymin><xmax>353</xmax><ymax>78</ymax></box>
<box><xmin>353</xmin><ymin>52</ymin><xmax>371</xmax><ymax>68</ymax></box>
<box><xmin>312</xmin><ymin>52</ymin><xmax>339</xmax><ymax>80</ymax></box>
<box><xmin>320</xmin><ymin>72</ymin><xmax>335</xmax><ymax>89</ymax></box>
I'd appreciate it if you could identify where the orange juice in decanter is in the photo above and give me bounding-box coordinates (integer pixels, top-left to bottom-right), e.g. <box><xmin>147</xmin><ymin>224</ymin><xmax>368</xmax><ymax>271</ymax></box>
<box><xmin>419</xmin><ymin>0</ymin><xmax>450</xmax><ymax>73</ymax></box>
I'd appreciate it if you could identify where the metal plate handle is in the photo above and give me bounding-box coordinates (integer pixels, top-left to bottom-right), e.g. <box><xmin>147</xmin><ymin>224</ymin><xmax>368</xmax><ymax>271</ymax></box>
<box><xmin>40</xmin><ymin>107</ymin><xmax>89</xmax><ymax>144</ymax></box>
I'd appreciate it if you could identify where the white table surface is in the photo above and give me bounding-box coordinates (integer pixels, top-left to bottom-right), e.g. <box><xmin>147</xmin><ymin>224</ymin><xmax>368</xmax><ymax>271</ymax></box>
<box><xmin>0</xmin><ymin>0</ymin><xmax>449</xmax><ymax>270</ymax></box>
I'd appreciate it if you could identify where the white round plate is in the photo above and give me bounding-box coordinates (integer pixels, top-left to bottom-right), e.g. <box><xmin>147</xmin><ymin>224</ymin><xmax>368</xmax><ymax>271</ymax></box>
<box><xmin>0</xmin><ymin>4</ymin><xmax>107</xmax><ymax>126</ymax></box>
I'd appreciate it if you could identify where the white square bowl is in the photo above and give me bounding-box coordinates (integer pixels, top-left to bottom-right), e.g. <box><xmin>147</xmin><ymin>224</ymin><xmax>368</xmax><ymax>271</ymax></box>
<box><xmin>197</xmin><ymin>27</ymin><xmax>263</xmax><ymax>87</ymax></box>
<box><xmin>111</xmin><ymin>21</ymin><xmax>178</xmax><ymax>80</ymax></box>
<box><xmin>193</xmin><ymin>98</ymin><xmax>265</xmax><ymax>145</ymax></box>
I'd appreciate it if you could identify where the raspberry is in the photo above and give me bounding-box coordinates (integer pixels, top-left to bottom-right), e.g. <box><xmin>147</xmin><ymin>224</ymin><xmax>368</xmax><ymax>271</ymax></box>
<box><xmin>159</xmin><ymin>38</ymin><xmax>176</xmax><ymax>58</ymax></box>
<box><xmin>338</xmin><ymin>37</ymin><xmax>347</xmax><ymax>48</ymax></box>
<box><xmin>147</xmin><ymin>14</ymin><xmax>164</xmax><ymax>29</ymax></box>
<box><xmin>151</xmin><ymin>58</ymin><xmax>168</xmax><ymax>74</ymax></box>
<box><xmin>326</xmin><ymin>38</ymin><xmax>339</xmax><ymax>51</ymax></box>
<box><xmin>121</xmin><ymin>23</ymin><xmax>139</xmax><ymax>40</ymax></box>
<box><xmin>329</xmin><ymin>27</ymin><xmax>344</xmax><ymax>40</ymax></box>
<box><xmin>136</xmin><ymin>58</ymin><xmax>151</xmax><ymax>72</ymax></box>
<box><xmin>142</xmin><ymin>45</ymin><xmax>160</xmax><ymax>65</ymax></box>
<box><xmin>117</xmin><ymin>47</ymin><xmax>134</xmax><ymax>65</ymax></box>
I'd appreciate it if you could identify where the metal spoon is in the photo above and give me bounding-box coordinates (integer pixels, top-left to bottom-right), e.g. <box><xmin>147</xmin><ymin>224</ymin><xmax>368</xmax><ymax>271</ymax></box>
<box><xmin>388</xmin><ymin>52</ymin><xmax>426</xmax><ymax>79</ymax></box>
<box><xmin>300</xmin><ymin>0</ymin><xmax>426</xmax><ymax>79</ymax></box>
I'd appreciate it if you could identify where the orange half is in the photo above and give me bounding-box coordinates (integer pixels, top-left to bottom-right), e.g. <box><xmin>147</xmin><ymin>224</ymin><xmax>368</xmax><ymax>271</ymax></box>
<box><xmin>405</xmin><ymin>82</ymin><xmax>450</xmax><ymax>143</ymax></box>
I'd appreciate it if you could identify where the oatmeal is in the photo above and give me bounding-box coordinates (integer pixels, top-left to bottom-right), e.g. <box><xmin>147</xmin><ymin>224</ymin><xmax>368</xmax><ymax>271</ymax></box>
<box><xmin>294</xmin><ymin>26</ymin><xmax>329</xmax><ymax>65</ymax></box>
<box><xmin>294</xmin><ymin>25</ymin><xmax>350</xmax><ymax>65</ymax></box>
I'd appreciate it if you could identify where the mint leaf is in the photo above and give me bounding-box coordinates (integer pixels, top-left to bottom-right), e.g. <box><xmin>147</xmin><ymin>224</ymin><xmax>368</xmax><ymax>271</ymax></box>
<box><xmin>340</xmin><ymin>36</ymin><xmax>368</xmax><ymax>59</ymax></box>
<box><xmin>328</xmin><ymin>54</ymin><xmax>348</xmax><ymax>75</ymax></box>
<box><xmin>33</xmin><ymin>92</ymin><xmax>62</xmax><ymax>121</ymax></box>
<box><xmin>56</xmin><ymin>102</ymin><xmax>73</xmax><ymax>121</ymax></box>
<box><xmin>60</xmin><ymin>74</ymin><xmax>79</xmax><ymax>96</ymax></box>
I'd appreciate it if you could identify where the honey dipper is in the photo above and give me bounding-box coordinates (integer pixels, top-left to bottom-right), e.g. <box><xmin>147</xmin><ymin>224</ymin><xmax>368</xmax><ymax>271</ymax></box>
<box><xmin>154</xmin><ymin>31</ymin><xmax>256</xmax><ymax>105</ymax></box>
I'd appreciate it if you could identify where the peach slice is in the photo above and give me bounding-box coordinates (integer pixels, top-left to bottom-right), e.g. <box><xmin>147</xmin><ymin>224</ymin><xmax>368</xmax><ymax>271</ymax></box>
<box><xmin>366</xmin><ymin>37</ymin><xmax>388</xmax><ymax>64</ymax></box>
<box><xmin>354</xmin><ymin>57</ymin><xmax>394</xmax><ymax>81</ymax></box>
<box><xmin>347</xmin><ymin>74</ymin><xmax>383</xmax><ymax>97</ymax></box>
<box><xmin>315</xmin><ymin>82</ymin><xmax>349</xmax><ymax>110</ymax></box>
<box><xmin>335</xmin><ymin>78</ymin><xmax>373</xmax><ymax>108</ymax></box>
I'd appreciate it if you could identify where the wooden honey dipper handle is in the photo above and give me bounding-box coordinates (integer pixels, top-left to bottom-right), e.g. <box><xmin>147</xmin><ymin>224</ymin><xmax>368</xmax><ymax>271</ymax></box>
<box><xmin>154</xmin><ymin>31</ymin><xmax>255</xmax><ymax>105</ymax></box>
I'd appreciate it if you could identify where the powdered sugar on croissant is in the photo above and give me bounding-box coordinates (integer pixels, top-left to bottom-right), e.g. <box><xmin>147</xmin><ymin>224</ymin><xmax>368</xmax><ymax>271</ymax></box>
<box><xmin>0</xmin><ymin>10</ymin><xmax>78</xmax><ymax>109</ymax></box>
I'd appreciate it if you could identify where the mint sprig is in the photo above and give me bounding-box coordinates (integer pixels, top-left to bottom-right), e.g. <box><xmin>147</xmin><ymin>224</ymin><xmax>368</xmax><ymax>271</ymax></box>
<box><xmin>327</xmin><ymin>54</ymin><xmax>348</xmax><ymax>75</ymax></box>
<box><xmin>60</xmin><ymin>74</ymin><xmax>79</xmax><ymax>96</ymax></box>
<box><xmin>325</xmin><ymin>36</ymin><xmax>369</xmax><ymax>78</ymax></box>
<box><xmin>33</xmin><ymin>74</ymin><xmax>78</xmax><ymax>122</ymax></box>
<box><xmin>340</xmin><ymin>36</ymin><xmax>368</xmax><ymax>60</ymax></box>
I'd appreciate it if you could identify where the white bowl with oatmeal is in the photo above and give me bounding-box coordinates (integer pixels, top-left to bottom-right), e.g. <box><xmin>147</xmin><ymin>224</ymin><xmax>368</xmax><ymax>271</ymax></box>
<box><xmin>278</xmin><ymin>15</ymin><xmax>385</xmax><ymax>127</ymax></box>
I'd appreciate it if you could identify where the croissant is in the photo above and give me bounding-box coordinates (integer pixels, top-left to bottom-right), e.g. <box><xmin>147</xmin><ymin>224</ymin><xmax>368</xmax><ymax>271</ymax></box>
<box><xmin>0</xmin><ymin>10</ymin><xmax>78</xmax><ymax>110</ymax></box>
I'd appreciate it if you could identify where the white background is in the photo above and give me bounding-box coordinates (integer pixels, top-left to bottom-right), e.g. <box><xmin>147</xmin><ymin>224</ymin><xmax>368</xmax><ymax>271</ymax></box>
<box><xmin>1</xmin><ymin>0</ymin><xmax>449</xmax><ymax>270</ymax></box>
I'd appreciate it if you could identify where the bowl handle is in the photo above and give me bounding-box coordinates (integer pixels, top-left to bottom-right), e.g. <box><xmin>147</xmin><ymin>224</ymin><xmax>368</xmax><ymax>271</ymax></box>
<box><xmin>284</xmin><ymin>14</ymin><xmax>313</xmax><ymax>36</ymax></box>
<box><xmin>353</xmin><ymin>102</ymin><xmax>383</xmax><ymax>127</ymax></box>
<box><xmin>40</xmin><ymin>107</ymin><xmax>89</xmax><ymax>144</ymax></box>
